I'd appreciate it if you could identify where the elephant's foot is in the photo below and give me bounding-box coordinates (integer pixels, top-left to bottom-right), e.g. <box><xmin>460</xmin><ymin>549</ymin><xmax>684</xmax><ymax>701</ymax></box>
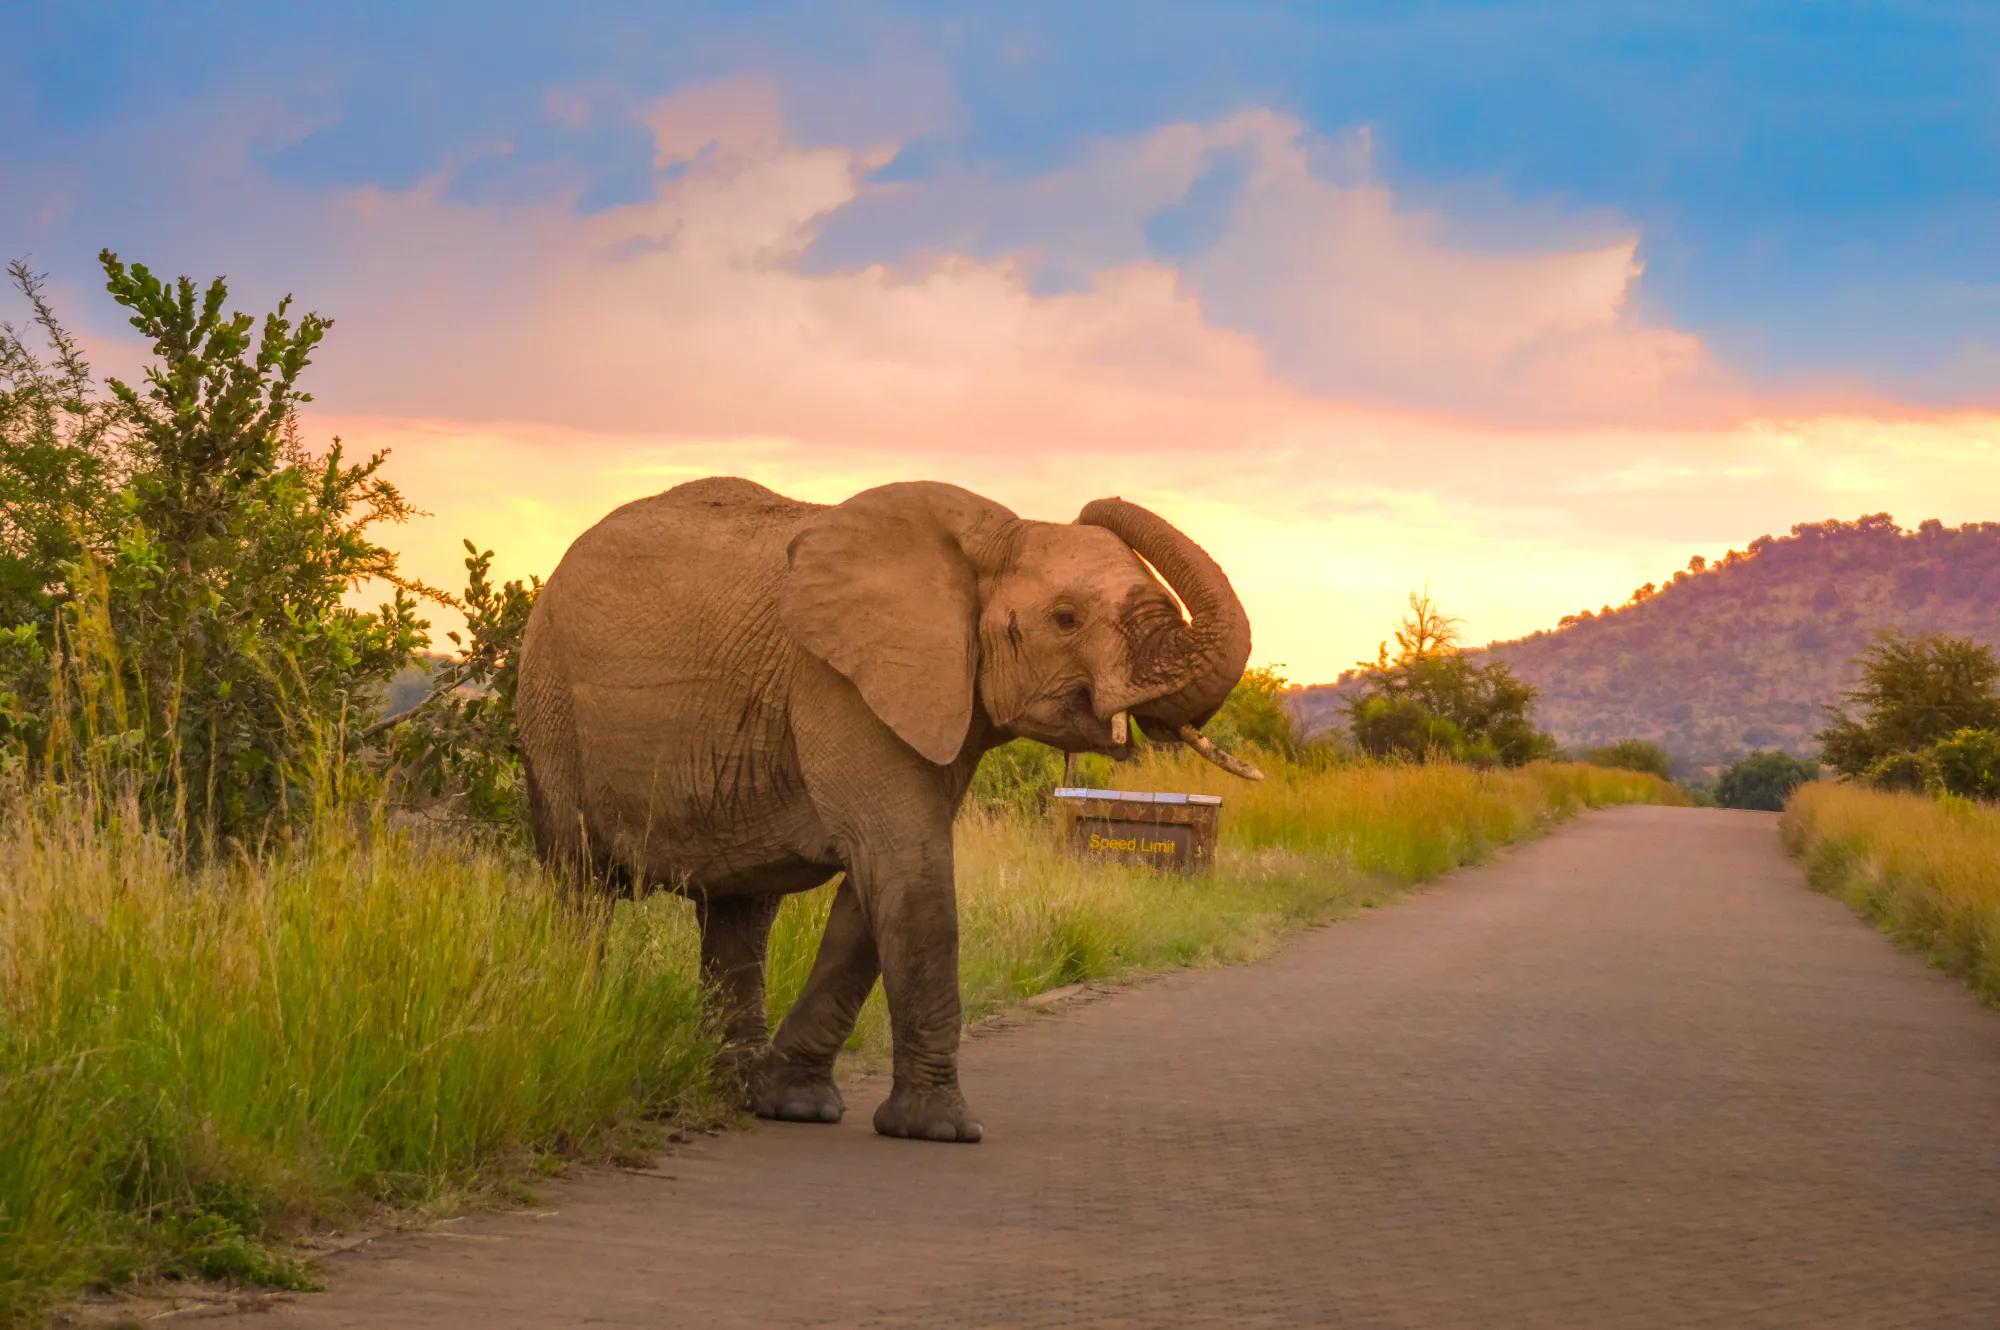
<box><xmin>873</xmin><ymin>1080</ymin><xmax>983</xmax><ymax>1143</ymax></box>
<box><xmin>750</xmin><ymin>1054</ymin><xmax>845</xmax><ymax>1124</ymax></box>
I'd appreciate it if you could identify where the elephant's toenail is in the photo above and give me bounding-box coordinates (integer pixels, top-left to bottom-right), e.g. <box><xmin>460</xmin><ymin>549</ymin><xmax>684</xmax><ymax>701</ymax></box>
<box><xmin>924</xmin><ymin>1122</ymin><xmax>957</xmax><ymax>1142</ymax></box>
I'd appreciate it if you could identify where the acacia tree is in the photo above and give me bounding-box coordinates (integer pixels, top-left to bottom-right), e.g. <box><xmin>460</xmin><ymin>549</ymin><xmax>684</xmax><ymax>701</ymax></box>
<box><xmin>1348</xmin><ymin>590</ymin><xmax>1554</xmax><ymax>766</ymax></box>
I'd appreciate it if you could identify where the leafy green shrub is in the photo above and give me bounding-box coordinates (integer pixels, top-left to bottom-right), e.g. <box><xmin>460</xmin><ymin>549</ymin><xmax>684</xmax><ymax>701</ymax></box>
<box><xmin>964</xmin><ymin>739</ymin><xmax>1120</xmax><ymax>813</ymax></box>
<box><xmin>1716</xmin><ymin>749</ymin><xmax>1818</xmax><ymax>810</ymax></box>
<box><xmin>1862</xmin><ymin>750</ymin><xmax>1934</xmax><ymax>794</ymax></box>
<box><xmin>1350</xmin><ymin>694</ymin><xmax>1471</xmax><ymax>763</ymax></box>
<box><xmin>1930</xmin><ymin>728</ymin><xmax>2000</xmax><ymax>801</ymax></box>
<box><xmin>1</xmin><ymin>253</ymin><xmax>427</xmax><ymax>846</ymax></box>
<box><xmin>1583</xmin><ymin>738</ymin><xmax>1672</xmax><ymax>779</ymax></box>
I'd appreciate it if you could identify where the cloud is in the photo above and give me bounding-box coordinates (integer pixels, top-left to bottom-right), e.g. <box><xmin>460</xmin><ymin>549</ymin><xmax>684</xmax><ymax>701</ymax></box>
<box><xmin>294</xmin><ymin>86</ymin><xmax>1756</xmax><ymax>443</ymax></box>
<box><xmin>1179</xmin><ymin>116</ymin><xmax>1732</xmax><ymax>425</ymax></box>
<box><xmin>814</xmin><ymin>109</ymin><xmax>1751</xmax><ymax>426</ymax></box>
<box><xmin>12</xmin><ymin>72</ymin><xmax>1998</xmax><ymax>680</ymax></box>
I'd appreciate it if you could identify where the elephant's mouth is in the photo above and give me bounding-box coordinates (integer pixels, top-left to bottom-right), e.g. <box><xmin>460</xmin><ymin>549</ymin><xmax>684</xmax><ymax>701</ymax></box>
<box><xmin>1096</xmin><ymin>693</ymin><xmax>1266</xmax><ymax>782</ymax></box>
<box><xmin>1066</xmin><ymin>683</ymin><xmax>1264</xmax><ymax>781</ymax></box>
<box><xmin>1069</xmin><ymin>684</ymin><xmax>1133</xmax><ymax>754</ymax></box>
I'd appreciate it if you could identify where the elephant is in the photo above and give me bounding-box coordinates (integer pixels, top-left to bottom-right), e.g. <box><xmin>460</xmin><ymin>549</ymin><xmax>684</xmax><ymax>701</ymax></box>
<box><xmin>514</xmin><ymin>478</ymin><xmax>1260</xmax><ymax>1143</ymax></box>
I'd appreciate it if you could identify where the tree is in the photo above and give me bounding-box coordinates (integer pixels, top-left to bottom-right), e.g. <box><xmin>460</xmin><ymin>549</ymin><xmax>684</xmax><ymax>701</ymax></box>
<box><xmin>1817</xmin><ymin>631</ymin><xmax>2000</xmax><ymax>780</ymax></box>
<box><xmin>1381</xmin><ymin>587</ymin><xmax>1460</xmax><ymax>660</ymax></box>
<box><xmin>1716</xmin><ymin>750</ymin><xmax>1817</xmax><ymax>811</ymax></box>
<box><xmin>1</xmin><ymin>252</ymin><xmax>429</xmax><ymax>844</ymax></box>
<box><xmin>1348</xmin><ymin>590</ymin><xmax>1554</xmax><ymax>766</ymax></box>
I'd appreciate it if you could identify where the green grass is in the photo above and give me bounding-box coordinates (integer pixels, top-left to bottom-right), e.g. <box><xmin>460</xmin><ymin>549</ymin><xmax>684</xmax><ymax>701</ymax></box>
<box><xmin>1781</xmin><ymin>781</ymin><xmax>2000</xmax><ymax>1003</ymax></box>
<box><xmin>1</xmin><ymin>757</ymin><xmax>1678</xmax><ymax>1321</ymax></box>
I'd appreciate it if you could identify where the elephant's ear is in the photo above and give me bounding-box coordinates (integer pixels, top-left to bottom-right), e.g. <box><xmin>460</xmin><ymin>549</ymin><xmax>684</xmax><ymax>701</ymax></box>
<box><xmin>780</xmin><ymin>483</ymin><xmax>990</xmax><ymax>766</ymax></box>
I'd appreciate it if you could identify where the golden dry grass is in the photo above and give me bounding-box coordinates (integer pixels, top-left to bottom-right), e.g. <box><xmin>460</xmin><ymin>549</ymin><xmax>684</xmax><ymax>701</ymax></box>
<box><xmin>1781</xmin><ymin>782</ymin><xmax>2000</xmax><ymax>1003</ymax></box>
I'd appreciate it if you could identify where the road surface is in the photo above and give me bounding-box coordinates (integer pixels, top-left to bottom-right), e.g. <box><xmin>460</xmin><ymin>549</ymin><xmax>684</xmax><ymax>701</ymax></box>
<box><xmin>241</xmin><ymin>807</ymin><xmax>2000</xmax><ymax>1328</ymax></box>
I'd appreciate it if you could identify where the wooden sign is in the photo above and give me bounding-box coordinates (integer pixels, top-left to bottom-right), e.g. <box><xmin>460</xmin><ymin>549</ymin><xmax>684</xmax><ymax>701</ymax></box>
<box><xmin>1052</xmin><ymin>787</ymin><xmax>1222</xmax><ymax>874</ymax></box>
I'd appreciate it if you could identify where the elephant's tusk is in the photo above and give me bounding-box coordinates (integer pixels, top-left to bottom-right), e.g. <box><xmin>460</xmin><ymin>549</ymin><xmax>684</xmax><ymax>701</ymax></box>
<box><xmin>1176</xmin><ymin>724</ymin><xmax>1266</xmax><ymax>781</ymax></box>
<box><xmin>1110</xmin><ymin>711</ymin><xmax>1130</xmax><ymax>746</ymax></box>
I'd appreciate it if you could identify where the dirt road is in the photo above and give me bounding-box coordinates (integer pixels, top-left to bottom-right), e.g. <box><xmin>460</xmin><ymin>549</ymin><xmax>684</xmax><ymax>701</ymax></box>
<box><xmin>242</xmin><ymin>807</ymin><xmax>2000</xmax><ymax>1328</ymax></box>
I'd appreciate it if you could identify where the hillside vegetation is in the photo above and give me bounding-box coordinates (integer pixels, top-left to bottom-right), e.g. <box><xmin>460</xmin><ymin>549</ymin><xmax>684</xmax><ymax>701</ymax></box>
<box><xmin>1294</xmin><ymin>516</ymin><xmax>2000</xmax><ymax>772</ymax></box>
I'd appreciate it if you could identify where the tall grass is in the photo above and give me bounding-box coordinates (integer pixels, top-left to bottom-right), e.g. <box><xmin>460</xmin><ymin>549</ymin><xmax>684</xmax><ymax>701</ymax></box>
<box><xmin>1781</xmin><ymin>782</ymin><xmax>2000</xmax><ymax>1003</ymax></box>
<box><xmin>2</xmin><ymin>756</ymin><xmax>1677</xmax><ymax>1319</ymax></box>
<box><xmin>0</xmin><ymin>786</ymin><xmax>712</xmax><ymax>1324</ymax></box>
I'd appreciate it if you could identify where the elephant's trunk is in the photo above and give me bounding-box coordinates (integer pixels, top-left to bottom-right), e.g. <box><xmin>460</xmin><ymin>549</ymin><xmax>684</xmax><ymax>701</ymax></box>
<box><xmin>1076</xmin><ymin>497</ymin><xmax>1254</xmax><ymax>747</ymax></box>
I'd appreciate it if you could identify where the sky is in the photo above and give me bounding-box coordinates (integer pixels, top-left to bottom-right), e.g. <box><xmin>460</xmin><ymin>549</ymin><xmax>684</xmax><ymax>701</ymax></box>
<box><xmin>4</xmin><ymin>1</ymin><xmax>1997</xmax><ymax>682</ymax></box>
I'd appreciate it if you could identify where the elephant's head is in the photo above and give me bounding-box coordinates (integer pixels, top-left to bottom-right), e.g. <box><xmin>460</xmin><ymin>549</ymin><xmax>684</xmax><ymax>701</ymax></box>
<box><xmin>779</xmin><ymin>482</ymin><xmax>1261</xmax><ymax>779</ymax></box>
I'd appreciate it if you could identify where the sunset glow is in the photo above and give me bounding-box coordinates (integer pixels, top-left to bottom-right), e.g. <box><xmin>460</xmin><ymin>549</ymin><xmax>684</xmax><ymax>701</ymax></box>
<box><xmin>8</xmin><ymin>5</ymin><xmax>1997</xmax><ymax>681</ymax></box>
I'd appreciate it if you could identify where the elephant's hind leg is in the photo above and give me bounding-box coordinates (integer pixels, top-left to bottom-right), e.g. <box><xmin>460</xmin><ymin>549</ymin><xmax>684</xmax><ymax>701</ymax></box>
<box><xmin>758</xmin><ymin>877</ymin><xmax>879</xmax><ymax>1124</ymax></box>
<box><xmin>695</xmin><ymin>893</ymin><xmax>784</xmax><ymax>1095</ymax></box>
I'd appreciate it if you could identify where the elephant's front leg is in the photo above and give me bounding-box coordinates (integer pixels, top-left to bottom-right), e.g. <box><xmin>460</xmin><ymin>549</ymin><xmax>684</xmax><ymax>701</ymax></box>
<box><xmin>854</xmin><ymin>836</ymin><xmax>982</xmax><ymax>1143</ymax></box>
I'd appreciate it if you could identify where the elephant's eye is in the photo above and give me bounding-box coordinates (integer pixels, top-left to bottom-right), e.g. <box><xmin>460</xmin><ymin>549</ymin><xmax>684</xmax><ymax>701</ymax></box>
<box><xmin>1051</xmin><ymin>607</ymin><xmax>1081</xmax><ymax>632</ymax></box>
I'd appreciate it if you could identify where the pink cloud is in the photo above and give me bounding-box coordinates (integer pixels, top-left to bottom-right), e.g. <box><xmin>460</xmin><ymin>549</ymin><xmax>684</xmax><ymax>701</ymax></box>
<box><xmin>296</xmin><ymin>83</ymin><xmax>1897</xmax><ymax>456</ymax></box>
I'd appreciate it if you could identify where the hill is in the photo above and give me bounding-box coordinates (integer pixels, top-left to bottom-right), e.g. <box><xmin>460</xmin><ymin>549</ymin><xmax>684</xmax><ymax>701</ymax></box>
<box><xmin>1292</xmin><ymin>516</ymin><xmax>2000</xmax><ymax>773</ymax></box>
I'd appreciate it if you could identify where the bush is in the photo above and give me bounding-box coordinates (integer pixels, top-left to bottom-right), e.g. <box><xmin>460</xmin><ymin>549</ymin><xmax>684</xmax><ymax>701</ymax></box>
<box><xmin>1864</xmin><ymin>749</ymin><xmax>1936</xmax><ymax>795</ymax></box>
<box><xmin>1</xmin><ymin>253</ymin><xmax>550</xmax><ymax>843</ymax></box>
<box><xmin>1931</xmin><ymin>728</ymin><xmax>2000</xmax><ymax>802</ymax></box>
<box><xmin>965</xmin><ymin>739</ymin><xmax>1116</xmax><ymax>812</ymax></box>
<box><xmin>1351</xmin><ymin>693</ymin><xmax>1471</xmax><ymax>763</ymax></box>
<box><xmin>1715</xmin><ymin>749</ymin><xmax>1818</xmax><ymax>811</ymax></box>
<box><xmin>1817</xmin><ymin>631</ymin><xmax>2000</xmax><ymax>779</ymax></box>
<box><xmin>1583</xmin><ymin>739</ymin><xmax>1672</xmax><ymax>780</ymax></box>
<box><xmin>966</xmin><ymin>668</ymin><xmax>1304</xmax><ymax>814</ymax></box>
<box><xmin>1</xmin><ymin>253</ymin><xmax>428</xmax><ymax>846</ymax></box>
